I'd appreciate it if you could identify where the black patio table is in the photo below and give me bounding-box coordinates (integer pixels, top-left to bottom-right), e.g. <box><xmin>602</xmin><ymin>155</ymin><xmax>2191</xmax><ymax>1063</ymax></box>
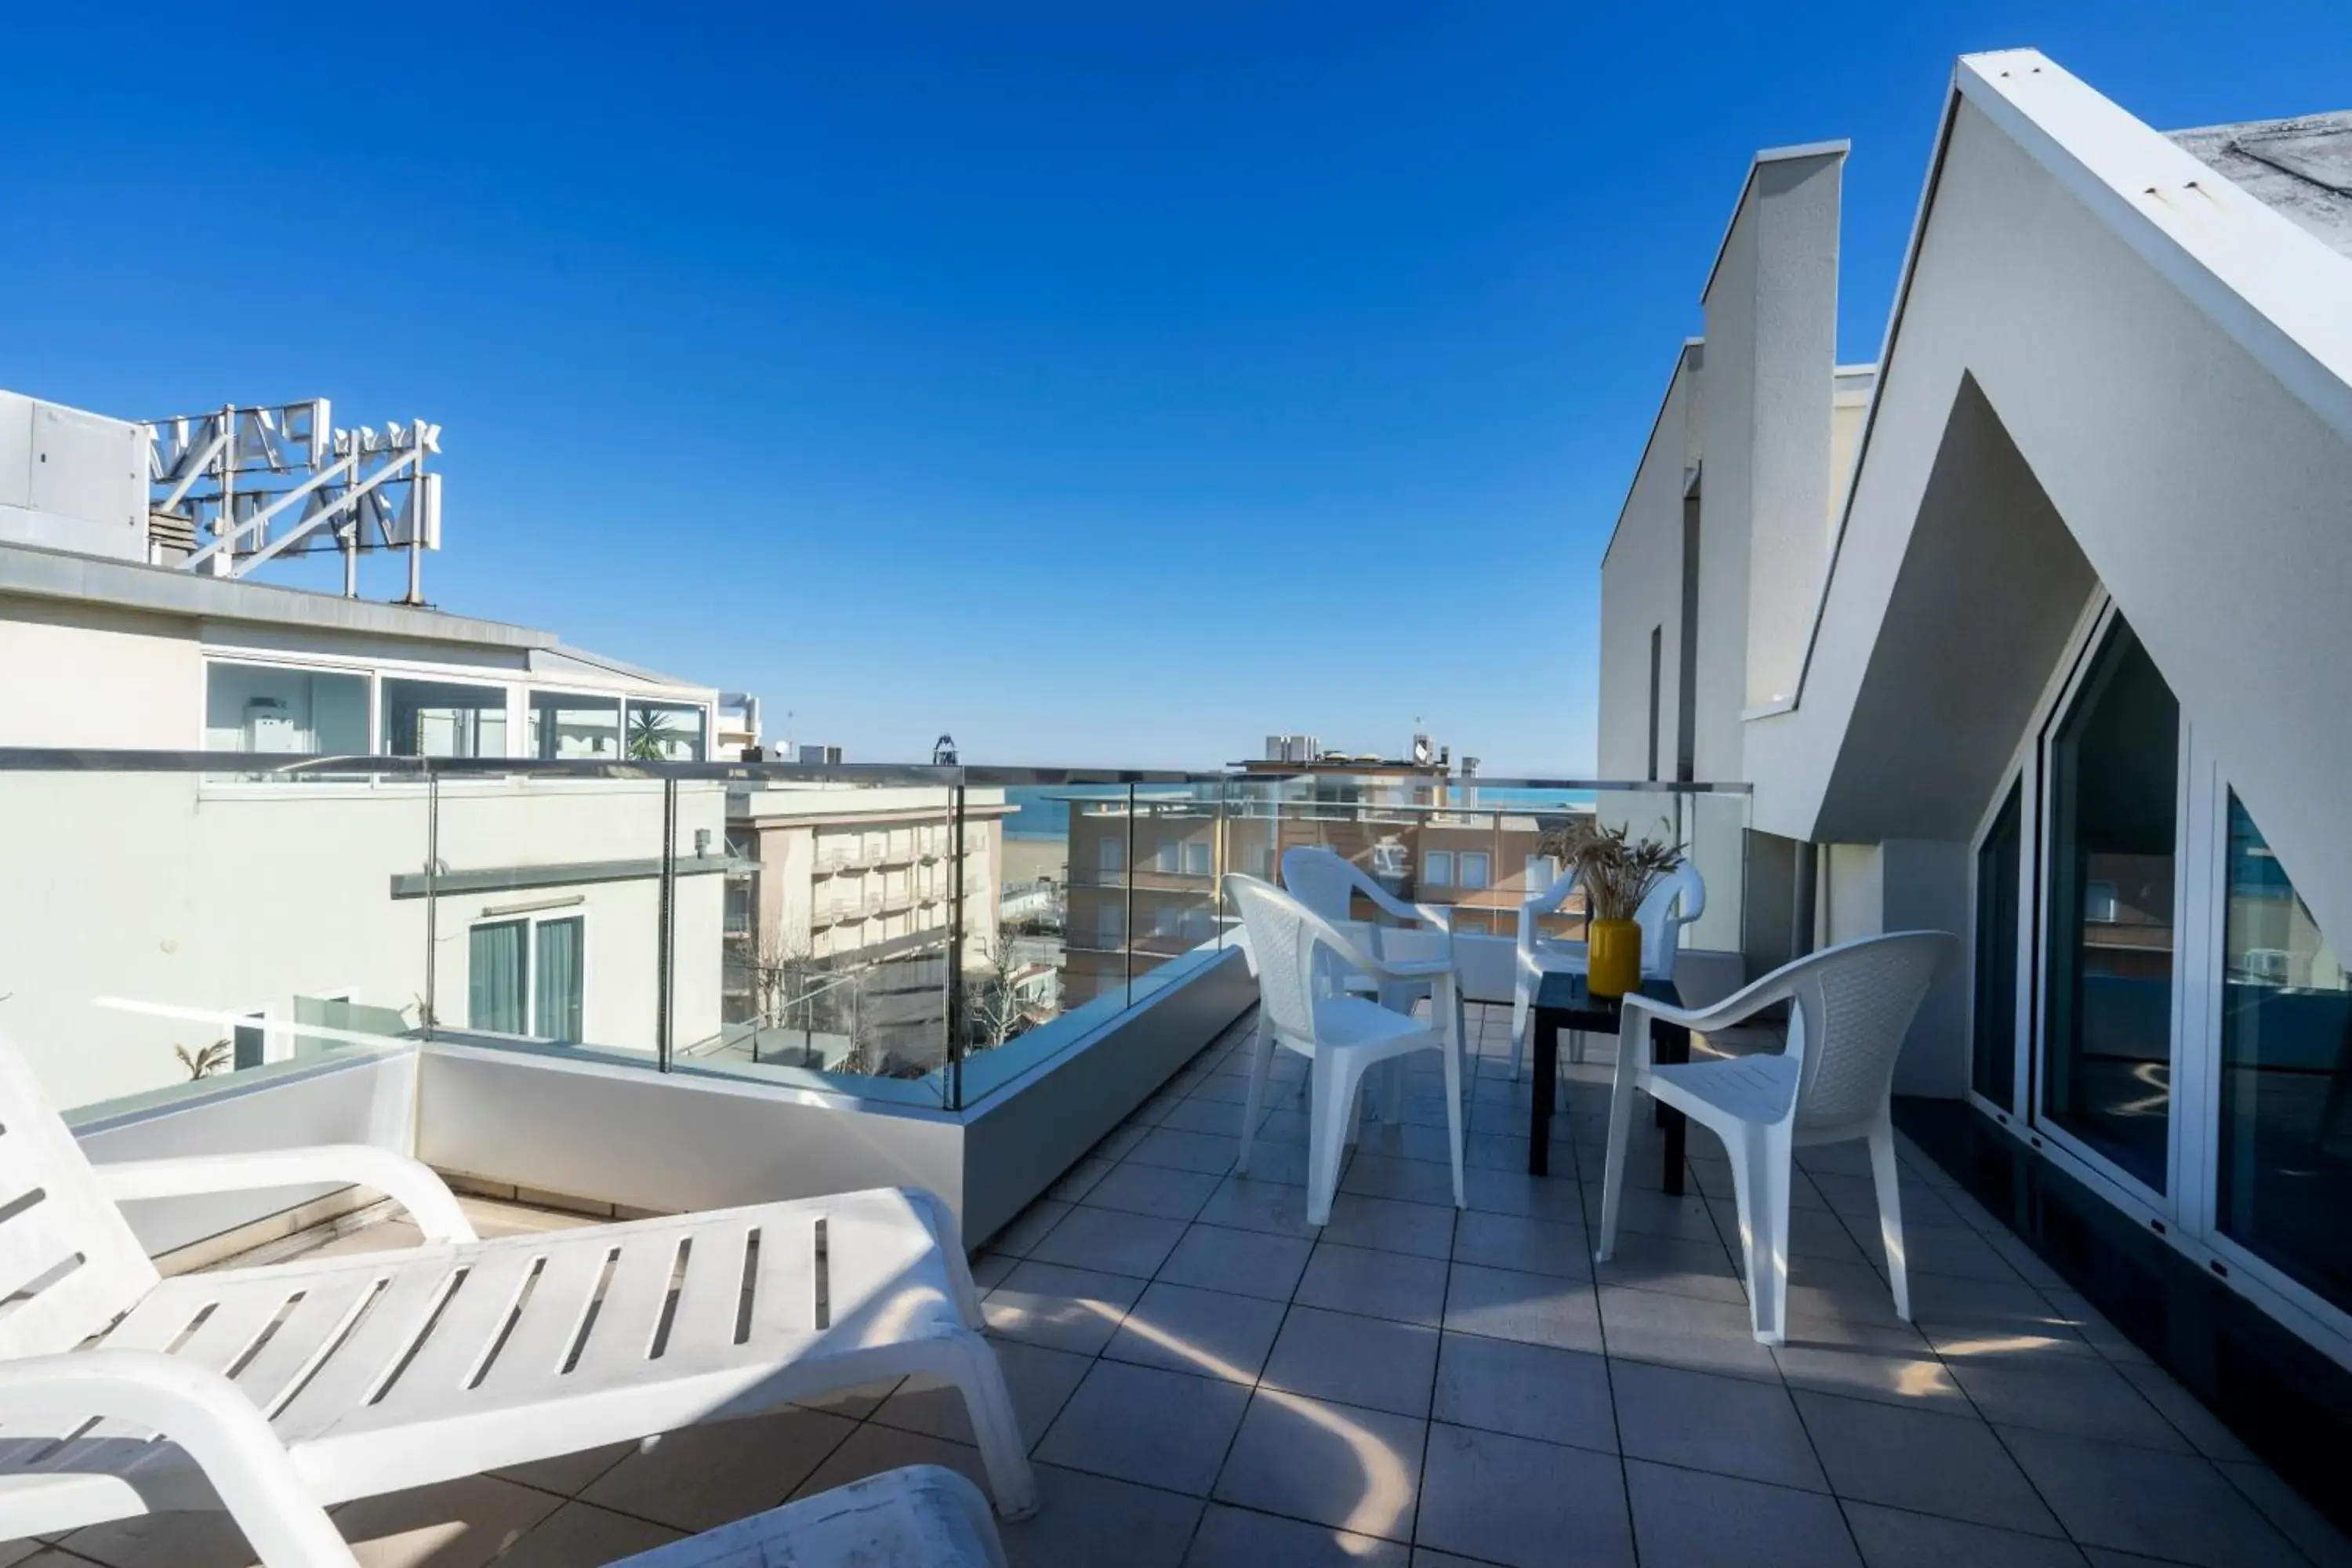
<box><xmin>1526</xmin><ymin>971</ymin><xmax>1690</xmax><ymax>1193</ymax></box>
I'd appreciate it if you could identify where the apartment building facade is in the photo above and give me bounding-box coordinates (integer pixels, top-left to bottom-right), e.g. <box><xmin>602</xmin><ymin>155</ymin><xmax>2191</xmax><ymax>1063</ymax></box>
<box><xmin>0</xmin><ymin>388</ymin><xmax>726</xmax><ymax>1112</ymax></box>
<box><xmin>720</xmin><ymin>785</ymin><xmax>1014</xmax><ymax>1073</ymax></box>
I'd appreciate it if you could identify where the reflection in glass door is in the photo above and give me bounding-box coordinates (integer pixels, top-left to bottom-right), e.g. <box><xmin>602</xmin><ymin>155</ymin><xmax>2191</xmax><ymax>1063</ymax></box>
<box><xmin>2041</xmin><ymin>617</ymin><xmax>2180</xmax><ymax>1194</ymax></box>
<box><xmin>2217</xmin><ymin>795</ymin><xmax>2352</xmax><ymax>1312</ymax></box>
<box><xmin>1973</xmin><ymin>781</ymin><xmax>2024</xmax><ymax>1111</ymax></box>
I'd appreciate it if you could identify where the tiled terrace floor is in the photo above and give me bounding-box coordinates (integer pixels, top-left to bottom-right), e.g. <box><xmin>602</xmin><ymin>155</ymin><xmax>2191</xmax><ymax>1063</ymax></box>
<box><xmin>13</xmin><ymin>1004</ymin><xmax>2352</xmax><ymax>1566</ymax></box>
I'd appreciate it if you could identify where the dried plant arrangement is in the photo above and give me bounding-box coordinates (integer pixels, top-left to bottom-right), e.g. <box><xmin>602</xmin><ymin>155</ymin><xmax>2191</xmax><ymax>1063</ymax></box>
<box><xmin>1541</xmin><ymin>818</ymin><xmax>1684</xmax><ymax>921</ymax></box>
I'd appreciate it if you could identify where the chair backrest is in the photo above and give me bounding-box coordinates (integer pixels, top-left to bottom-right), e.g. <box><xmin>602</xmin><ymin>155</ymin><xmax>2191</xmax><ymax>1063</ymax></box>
<box><xmin>1777</xmin><ymin>932</ymin><xmax>1955</xmax><ymax>1130</ymax></box>
<box><xmin>1279</xmin><ymin>847</ymin><xmax>1363</xmax><ymax>926</ymax></box>
<box><xmin>0</xmin><ymin>1033</ymin><xmax>162</xmax><ymax>1357</ymax></box>
<box><xmin>1225</xmin><ymin>873</ymin><xmax>1371</xmax><ymax>1046</ymax></box>
<box><xmin>1636</xmin><ymin>860</ymin><xmax>1707</xmax><ymax>979</ymax></box>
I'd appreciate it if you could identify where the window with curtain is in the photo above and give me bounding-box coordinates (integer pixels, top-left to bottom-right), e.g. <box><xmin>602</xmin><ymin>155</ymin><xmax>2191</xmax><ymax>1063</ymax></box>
<box><xmin>534</xmin><ymin>917</ymin><xmax>585</xmax><ymax>1042</ymax></box>
<box><xmin>470</xmin><ymin>920</ymin><xmax>528</xmax><ymax>1033</ymax></box>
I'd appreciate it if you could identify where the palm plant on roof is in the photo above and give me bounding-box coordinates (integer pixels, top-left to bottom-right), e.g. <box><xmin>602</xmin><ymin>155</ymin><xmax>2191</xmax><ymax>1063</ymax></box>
<box><xmin>625</xmin><ymin>707</ymin><xmax>681</xmax><ymax>761</ymax></box>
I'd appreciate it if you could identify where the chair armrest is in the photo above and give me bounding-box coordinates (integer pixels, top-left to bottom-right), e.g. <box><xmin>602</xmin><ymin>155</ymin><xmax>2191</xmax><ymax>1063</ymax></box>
<box><xmin>1621</xmin><ymin>967</ymin><xmax>1798</xmax><ymax>1037</ymax></box>
<box><xmin>0</xmin><ymin>1350</ymin><xmax>359</xmax><ymax>1566</ymax></box>
<box><xmin>95</xmin><ymin>1145</ymin><xmax>477</xmax><ymax>1244</ymax></box>
<box><xmin>1357</xmin><ymin>877</ymin><xmax>1452</xmax><ymax>933</ymax></box>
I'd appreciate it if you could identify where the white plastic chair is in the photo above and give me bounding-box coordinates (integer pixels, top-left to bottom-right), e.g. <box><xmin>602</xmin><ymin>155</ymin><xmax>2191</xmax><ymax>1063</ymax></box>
<box><xmin>1225</xmin><ymin>874</ymin><xmax>1466</xmax><ymax>1226</ymax></box>
<box><xmin>1281</xmin><ymin>845</ymin><xmax>1454</xmax><ymax>1007</ymax></box>
<box><xmin>1593</xmin><ymin>931</ymin><xmax>1955</xmax><ymax>1345</ymax></box>
<box><xmin>1509</xmin><ymin>858</ymin><xmax>1704</xmax><ymax>1080</ymax></box>
<box><xmin>0</xmin><ymin>1032</ymin><xmax>1034</xmax><ymax>1564</ymax></box>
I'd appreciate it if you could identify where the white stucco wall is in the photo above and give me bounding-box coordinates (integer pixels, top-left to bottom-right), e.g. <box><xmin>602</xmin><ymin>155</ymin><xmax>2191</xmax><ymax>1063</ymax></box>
<box><xmin>0</xmin><ymin>599</ymin><xmax>726</xmax><ymax>1110</ymax></box>
<box><xmin>1744</xmin><ymin>83</ymin><xmax>2352</xmax><ymax>963</ymax></box>
<box><xmin>1598</xmin><ymin>347</ymin><xmax>1700</xmax><ymax>782</ymax></box>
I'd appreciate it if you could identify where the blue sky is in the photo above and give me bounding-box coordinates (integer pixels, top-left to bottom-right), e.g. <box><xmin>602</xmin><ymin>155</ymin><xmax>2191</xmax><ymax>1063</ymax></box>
<box><xmin>8</xmin><ymin>4</ymin><xmax>2347</xmax><ymax>773</ymax></box>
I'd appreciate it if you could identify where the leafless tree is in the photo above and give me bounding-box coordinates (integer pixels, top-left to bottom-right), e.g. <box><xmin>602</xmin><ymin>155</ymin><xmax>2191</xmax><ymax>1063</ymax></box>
<box><xmin>748</xmin><ymin>926</ymin><xmax>821</xmax><ymax>1029</ymax></box>
<box><xmin>964</xmin><ymin>928</ymin><xmax>1039</xmax><ymax>1052</ymax></box>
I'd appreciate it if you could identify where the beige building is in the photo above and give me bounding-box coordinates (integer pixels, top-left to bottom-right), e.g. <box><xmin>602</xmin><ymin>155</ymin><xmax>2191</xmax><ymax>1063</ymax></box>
<box><xmin>720</xmin><ymin>785</ymin><xmax>1015</xmax><ymax>1074</ymax></box>
<box><xmin>1059</xmin><ymin>761</ymin><xmax>1577</xmax><ymax>1007</ymax></box>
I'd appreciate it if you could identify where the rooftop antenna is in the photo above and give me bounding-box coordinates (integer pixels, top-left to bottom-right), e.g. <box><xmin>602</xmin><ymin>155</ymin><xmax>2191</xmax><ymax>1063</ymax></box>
<box><xmin>143</xmin><ymin>398</ymin><xmax>443</xmax><ymax>603</ymax></box>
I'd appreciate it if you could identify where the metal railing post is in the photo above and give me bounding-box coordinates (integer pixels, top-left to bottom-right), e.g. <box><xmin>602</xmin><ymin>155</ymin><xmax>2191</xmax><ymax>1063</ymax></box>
<box><xmin>423</xmin><ymin>768</ymin><xmax>439</xmax><ymax>1040</ymax></box>
<box><xmin>944</xmin><ymin>783</ymin><xmax>967</xmax><ymax>1109</ymax></box>
<box><xmin>1124</xmin><ymin>783</ymin><xmax>1138</xmax><ymax>1006</ymax></box>
<box><xmin>657</xmin><ymin>776</ymin><xmax>677</xmax><ymax>1072</ymax></box>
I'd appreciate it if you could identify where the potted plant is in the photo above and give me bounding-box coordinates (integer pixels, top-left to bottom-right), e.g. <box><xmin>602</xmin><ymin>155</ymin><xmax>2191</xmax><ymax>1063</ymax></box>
<box><xmin>1548</xmin><ymin>819</ymin><xmax>1684</xmax><ymax>997</ymax></box>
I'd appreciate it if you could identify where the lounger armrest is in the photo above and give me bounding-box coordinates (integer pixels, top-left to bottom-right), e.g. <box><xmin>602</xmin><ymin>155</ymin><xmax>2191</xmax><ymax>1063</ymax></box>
<box><xmin>0</xmin><ymin>1350</ymin><xmax>359</xmax><ymax>1566</ymax></box>
<box><xmin>95</xmin><ymin>1145</ymin><xmax>477</xmax><ymax>1244</ymax></box>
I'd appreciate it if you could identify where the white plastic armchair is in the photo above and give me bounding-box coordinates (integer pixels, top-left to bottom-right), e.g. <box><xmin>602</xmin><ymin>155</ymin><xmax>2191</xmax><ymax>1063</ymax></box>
<box><xmin>1593</xmin><ymin>931</ymin><xmax>1955</xmax><ymax>1344</ymax></box>
<box><xmin>1509</xmin><ymin>858</ymin><xmax>1704</xmax><ymax>1080</ymax></box>
<box><xmin>1225</xmin><ymin>873</ymin><xmax>1466</xmax><ymax>1226</ymax></box>
<box><xmin>1282</xmin><ymin>846</ymin><xmax>1454</xmax><ymax>998</ymax></box>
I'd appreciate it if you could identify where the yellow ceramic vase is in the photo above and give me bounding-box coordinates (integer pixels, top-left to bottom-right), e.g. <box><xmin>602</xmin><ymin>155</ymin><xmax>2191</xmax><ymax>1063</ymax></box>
<box><xmin>1587</xmin><ymin>918</ymin><xmax>1642</xmax><ymax>998</ymax></box>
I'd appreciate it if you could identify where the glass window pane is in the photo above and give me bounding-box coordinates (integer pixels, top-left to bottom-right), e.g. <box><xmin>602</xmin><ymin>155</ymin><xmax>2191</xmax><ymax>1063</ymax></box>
<box><xmin>1461</xmin><ymin>852</ymin><xmax>1492</xmax><ymax>891</ymax></box>
<box><xmin>534</xmin><ymin>917</ymin><xmax>585</xmax><ymax>1042</ymax></box>
<box><xmin>2042</xmin><ymin>617</ymin><xmax>2178</xmax><ymax>1192</ymax></box>
<box><xmin>2218</xmin><ymin>794</ymin><xmax>2352</xmax><ymax>1311</ymax></box>
<box><xmin>529</xmin><ymin>692</ymin><xmax>622</xmax><ymax>759</ymax></box>
<box><xmin>1425</xmin><ymin>851</ymin><xmax>1453</xmax><ymax>887</ymax></box>
<box><xmin>626</xmin><ymin>700</ymin><xmax>706</xmax><ymax>761</ymax></box>
<box><xmin>382</xmin><ymin>678</ymin><xmax>508</xmax><ymax>758</ymax></box>
<box><xmin>1973</xmin><ymin>779</ymin><xmax>2024</xmax><ymax>1110</ymax></box>
<box><xmin>1184</xmin><ymin>840</ymin><xmax>1212</xmax><ymax>877</ymax></box>
<box><xmin>1100</xmin><ymin>837</ymin><xmax>1123</xmax><ymax>875</ymax></box>
<box><xmin>205</xmin><ymin>663</ymin><xmax>368</xmax><ymax>753</ymax></box>
<box><xmin>469</xmin><ymin>920</ymin><xmax>528</xmax><ymax>1033</ymax></box>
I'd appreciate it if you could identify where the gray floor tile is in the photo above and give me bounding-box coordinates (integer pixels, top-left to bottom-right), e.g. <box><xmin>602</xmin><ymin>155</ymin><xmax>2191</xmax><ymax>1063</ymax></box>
<box><xmin>1450</xmin><ymin>1209</ymin><xmax>1592</xmax><ymax>1280</ymax></box>
<box><xmin>983</xmin><ymin>1260</ymin><xmax>1148</xmax><ymax>1355</ymax></box>
<box><xmin>871</xmin><ymin>1337</ymin><xmax>1091</xmax><ymax>1449</ymax></box>
<box><xmin>1585</xmin><ymin>1181</ymin><xmax>1726</xmax><ymax>1243</ymax></box>
<box><xmin>1779</xmin><ymin>1254</ymin><xmax>1910</xmax><ymax>1330</ymax></box>
<box><xmin>1000</xmin><ymin>1464</ymin><xmax>1205</xmax><ymax>1568</ymax></box>
<box><xmin>1996</xmin><ymin>1425</ymin><xmax>2303</xmax><ymax>1567</ymax></box>
<box><xmin>1344</xmin><ymin>1152</ymin><xmax>1464</xmax><ymax>1207</ymax></box>
<box><xmin>1130</xmin><ymin>1126</ymin><xmax>1244</xmax><ymax>1174</ymax></box>
<box><xmin>1159</xmin><ymin>1222</ymin><xmax>1314</xmax><ymax>1301</ymax></box>
<box><xmin>1444</xmin><ymin>1263</ymin><xmax>1604</xmax><ymax>1352</ymax></box>
<box><xmin>1081</xmin><ymin>1161</ymin><xmax>1225</xmax><ymax>1221</ymax></box>
<box><xmin>789</xmin><ymin>1422</ymin><xmax>992</xmax><ymax>1507</ymax></box>
<box><xmin>1842</xmin><ymin>1501</ymin><xmax>2091</xmax><ymax>1568</ymax></box>
<box><xmin>1027</xmin><ymin>1205</ymin><xmax>1189</xmax><ymax>1278</ymax></box>
<box><xmin>992</xmin><ymin>1198</ymin><xmax>1074</xmax><ymax>1257</ymax></box>
<box><xmin>1214</xmin><ymin>1391</ymin><xmax>1428</xmax><ymax>1541</ymax></box>
<box><xmin>1321</xmin><ymin>1194</ymin><xmax>1459</xmax><ymax>1258</ymax></box>
<box><xmin>1296</xmin><ymin>1242</ymin><xmax>1452</xmax><ymax>1325</ymax></box>
<box><xmin>1624</xmin><ymin>1458</ymin><xmax>1860</xmax><ymax>1567</ymax></box>
<box><xmin>1035</xmin><ymin>1359</ymin><xmax>1251</xmax><ymax>1494</ymax></box>
<box><xmin>2220</xmin><ymin>1460</ymin><xmax>2352</xmax><ymax>1568</ymax></box>
<box><xmin>1770</xmin><ymin>1312</ymin><xmax>1967</xmax><ymax>1412</ymax></box>
<box><xmin>1415</xmin><ymin>1424</ymin><xmax>1633</xmax><ymax>1568</ymax></box>
<box><xmin>1160</xmin><ymin>1094</ymin><xmax>1265</xmax><ymax>1137</ymax></box>
<box><xmin>1593</xmin><ymin>1229</ymin><xmax>1745</xmax><ymax>1305</ymax></box>
<box><xmin>2114</xmin><ymin>1363</ymin><xmax>2252</xmax><ymax>1461</ymax></box>
<box><xmin>1105</xmin><ymin>1279</ymin><xmax>1290</xmax><ymax>1383</ymax></box>
<box><xmin>1432</xmin><ymin>1333</ymin><xmax>1617</xmax><ymax>1453</ymax></box>
<box><xmin>495</xmin><ymin>1501</ymin><xmax>681</xmax><ymax>1567</ymax></box>
<box><xmin>1595</xmin><ymin>1284</ymin><xmax>1779</xmax><ymax>1382</ymax></box>
<box><xmin>1182</xmin><ymin>1504</ymin><xmax>1412</xmax><ymax>1567</ymax></box>
<box><xmin>577</xmin><ymin>1406</ymin><xmax>857</xmax><ymax>1531</ymax></box>
<box><xmin>1094</xmin><ymin>1123</ymin><xmax>1149</xmax><ymax>1161</ymax></box>
<box><xmin>1197</xmin><ymin>1174</ymin><xmax>1322</xmax><ymax>1238</ymax></box>
<box><xmin>1911</xmin><ymin>1273</ymin><xmax>2097</xmax><ymax>1361</ymax></box>
<box><xmin>1946</xmin><ymin>1351</ymin><xmax>2190</xmax><ymax>1452</ymax></box>
<box><xmin>1262</xmin><ymin>1305</ymin><xmax>1442</xmax><ymax>1417</ymax></box>
<box><xmin>1793</xmin><ymin>1391</ymin><xmax>2061</xmax><ymax>1537</ymax></box>
<box><xmin>1461</xmin><ymin>1167</ymin><xmax>1585</xmax><ymax>1224</ymax></box>
<box><xmin>1050</xmin><ymin>1157</ymin><xmax>1116</xmax><ymax>1205</ymax></box>
<box><xmin>1611</xmin><ymin>1359</ymin><xmax>1827</xmax><ymax>1491</ymax></box>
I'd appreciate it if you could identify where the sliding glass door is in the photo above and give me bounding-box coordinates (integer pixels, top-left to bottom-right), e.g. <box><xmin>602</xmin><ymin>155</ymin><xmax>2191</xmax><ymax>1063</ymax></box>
<box><xmin>2038</xmin><ymin>616</ymin><xmax>2182</xmax><ymax>1196</ymax></box>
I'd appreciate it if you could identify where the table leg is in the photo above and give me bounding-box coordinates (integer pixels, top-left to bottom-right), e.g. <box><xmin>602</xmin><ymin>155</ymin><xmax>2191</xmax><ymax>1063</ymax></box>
<box><xmin>1528</xmin><ymin>1008</ymin><xmax>1559</xmax><ymax>1176</ymax></box>
<box><xmin>1657</xmin><ymin>1020</ymin><xmax>1690</xmax><ymax>1196</ymax></box>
